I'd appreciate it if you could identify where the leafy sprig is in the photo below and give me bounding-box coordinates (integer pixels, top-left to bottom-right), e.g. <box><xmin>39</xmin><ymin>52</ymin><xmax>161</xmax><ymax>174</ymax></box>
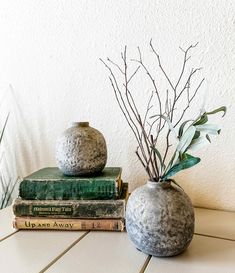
<box><xmin>101</xmin><ymin>42</ymin><xmax>226</xmax><ymax>183</ymax></box>
<box><xmin>160</xmin><ymin>106</ymin><xmax>226</xmax><ymax>181</ymax></box>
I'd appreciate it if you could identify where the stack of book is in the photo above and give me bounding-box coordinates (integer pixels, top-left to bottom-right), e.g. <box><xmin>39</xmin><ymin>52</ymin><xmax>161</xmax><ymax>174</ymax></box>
<box><xmin>12</xmin><ymin>167</ymin><xmax>128</xmax><ymax>231</ymax></box>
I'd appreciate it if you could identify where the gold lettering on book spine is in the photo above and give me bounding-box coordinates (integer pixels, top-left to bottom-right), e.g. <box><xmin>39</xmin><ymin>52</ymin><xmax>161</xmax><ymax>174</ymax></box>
<box><xmin>13</xmin><ymin>218</ymin><xmax>125</xmax><ymax>231</ymax></box>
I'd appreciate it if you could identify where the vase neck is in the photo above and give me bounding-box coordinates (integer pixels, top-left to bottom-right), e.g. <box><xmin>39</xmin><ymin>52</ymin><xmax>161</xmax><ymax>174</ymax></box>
<box><xmin>147</xmin><ymin>180</ymin><xmax>159</xmax><ymax>188</ymax></box>
<box><xmin>72</xmin><ymin>122</ymin><xmax>89</xmax><ymax>127</ymax></box>
<box><xmin>147</xmin><ymin>180</ymin><xmax>171</xmax><ymax>189</ymax></box>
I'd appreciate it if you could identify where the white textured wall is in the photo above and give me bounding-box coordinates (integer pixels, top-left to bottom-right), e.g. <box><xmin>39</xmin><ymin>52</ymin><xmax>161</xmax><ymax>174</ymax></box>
<box><xmin>0</xmin><ymin>1</ymin><xmax>234</xmax><ymax>210</ymax></box>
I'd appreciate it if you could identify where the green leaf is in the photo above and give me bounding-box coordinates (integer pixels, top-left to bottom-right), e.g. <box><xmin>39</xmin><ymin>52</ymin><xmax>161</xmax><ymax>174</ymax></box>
<box><xmin>206</xmin><ymin>134</ymin><xmax>211</xmax><ymax>143</ymax></box>
<box><xmin>188</xmin><ymin>136</ymin><xmax>209</xmax><ymax>151</ymax></box>
<box><xmin>177</xmin><ymin>126</ymin><xmax>196</xmax><ymax>154</ymax></box>
<box><xmin>178</xmin><ymin>120</ymin><xmax>193</xmax><ymax>138</ymax></box>
<box><xmin>162</xmin><ymin>153</ymin><xmax>201</xmax><ymax>180</ymax></box>
<box><xmin>195</xmin><ymin>124</ymin><xmax>220</xmax><ymax>135</ymax></box>
<box><xmin>193</xmin><ymin>106</ymin><xmax>226</xmax><ymax>127</ymax></box>
<box><xmin>151</xmin><ymin>146</ymin><xmax>165</xmax><ymax>172</ymax></box>
<box><xmin>193</xmin><ymin>113</ymin><xmax>208</xmax><ymax>126</ymax></box>
<box><xmin>193</xmin><ymin>131</ymin><xmax>200</xmax><ymax>140</ymax></box>
<box><xmin>206</xmin><ymin>106</ymin><xmax>227</xmax><ymax>117</ymax></box>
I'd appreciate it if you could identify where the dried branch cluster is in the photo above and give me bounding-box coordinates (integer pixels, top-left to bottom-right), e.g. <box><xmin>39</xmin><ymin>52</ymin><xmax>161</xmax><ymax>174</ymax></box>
<box><xmin>101</xmin><ymin>42</ymin><xmax>205</xmax><ymax>182</ymax></box>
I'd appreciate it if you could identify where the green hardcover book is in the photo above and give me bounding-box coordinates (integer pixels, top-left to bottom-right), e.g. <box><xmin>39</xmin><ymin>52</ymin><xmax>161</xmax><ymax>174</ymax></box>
<box><xmin>14</xmin><ymin>183</ymin><xmax>129</xmax><ymax>218</ymax></box>
<box><xmin>19</xmin><ymin>167</ymin><xmax>122</xmax><ymax>200</ymax></box>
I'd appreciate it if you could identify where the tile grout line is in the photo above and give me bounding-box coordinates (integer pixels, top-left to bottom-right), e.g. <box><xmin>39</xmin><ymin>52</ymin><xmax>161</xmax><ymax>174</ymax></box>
<box><xmin>137</xmin><ymin>232</ymin><xmax>234</xmax><ymax>273</ymax></box>
<box><xmin>0</xmin><ymin>230</ymin><xmax>19</xmax><ymax>243</ymax></box>
<box><xmin>139</xmin><ymin>255</ymin><xmax>152</xmax><ymax>273</ymax></box>
<box><xmin>194</xmin><ymin>232</ymin><xmax>235</xmax><ymax>242</ymax></box>
<box><xmin>194</xmin><ymin>206</ymin><xmax>235</xmax><ymax>213</ymax></box>
<box><xmin>39</xmin><ymin>231</ymin><xmax>90</xmax><ymax>273</ymax></box>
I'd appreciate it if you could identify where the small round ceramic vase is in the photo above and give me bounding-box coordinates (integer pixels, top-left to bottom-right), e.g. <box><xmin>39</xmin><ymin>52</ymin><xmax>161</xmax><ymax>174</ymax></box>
<box><xmin>55</xmin><ymin>122</ymin><xmax>107</xmax><ymax>176</ymax></box>
<box><xmin>126</xmin><ymin>180</ymin><xmax>194</xmax><ymax>257</ymax></box>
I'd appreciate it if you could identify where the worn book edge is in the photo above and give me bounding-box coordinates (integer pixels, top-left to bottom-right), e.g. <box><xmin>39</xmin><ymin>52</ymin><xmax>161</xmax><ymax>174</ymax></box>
<box><xmin>19</xmin><ymin>167</ymin><xmax>123</xmax><ymax>200</ymax></box>
<box><xmin>23</xmin><ymin>167</ymin><xmax>122</xmax><ymax>182</ymax></box>
<box><xmin>13</xmin><ymin>217</ymin><xmax>125</xmax><ymax>231</ymax></box>
<box><xmin>14</xmin><ymin>183</ymin><xmax>129</xmax><ymax>218</ymax></box>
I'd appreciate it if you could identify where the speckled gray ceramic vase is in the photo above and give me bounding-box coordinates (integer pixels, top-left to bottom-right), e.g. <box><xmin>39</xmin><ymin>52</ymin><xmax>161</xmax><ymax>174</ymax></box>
<box><xmin>55</xmin><ymin>122</ymin><xmax>107</xmax><ymax>176</ymax></box>
<box><xmin>126</xmin><ymin>181</ymin><xmax>194</xmax><ymax>257</ymax></box>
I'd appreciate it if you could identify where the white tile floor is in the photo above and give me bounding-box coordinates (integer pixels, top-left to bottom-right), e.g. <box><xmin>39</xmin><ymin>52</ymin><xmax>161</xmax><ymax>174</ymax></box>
<box><xmin>0</xmin><ymin>206</ymin><xmax>234</xmax><ymax>273</ymax></box>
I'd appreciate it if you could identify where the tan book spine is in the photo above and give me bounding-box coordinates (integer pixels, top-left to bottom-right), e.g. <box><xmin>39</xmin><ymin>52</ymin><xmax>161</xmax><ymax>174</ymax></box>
<box><xmin>13</xmin><ymin>217</ymin><xmax>125</xmax><ymax>231</ymax></box>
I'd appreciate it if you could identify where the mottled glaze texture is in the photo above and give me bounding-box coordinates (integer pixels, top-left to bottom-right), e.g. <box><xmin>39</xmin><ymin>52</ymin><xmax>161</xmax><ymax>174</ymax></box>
<box><xmin>56</xmin><ymin>122</ymin><xmax>107</xmax><ymax>176</ymax></box>
<box><xmin>126</xmin><ymin>181</ymin><xmax>194</xmax><ymax>257</ymax></box>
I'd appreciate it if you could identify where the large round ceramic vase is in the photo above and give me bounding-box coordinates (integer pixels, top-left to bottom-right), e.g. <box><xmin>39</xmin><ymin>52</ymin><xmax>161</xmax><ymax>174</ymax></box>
<box><xmin>126</xmin><ymin>181</ymin><xmax>194</xmax><ymax>257</ymax></box>
<box><xmin>55</xmin><ymin>122</ymin><xmax>107</xmax><ymax>176</ymax></box>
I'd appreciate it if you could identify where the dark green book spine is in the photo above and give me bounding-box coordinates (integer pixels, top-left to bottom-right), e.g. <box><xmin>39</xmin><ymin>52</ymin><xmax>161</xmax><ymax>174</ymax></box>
<box><xmin>19</xmin><ymin>167</ymin><xmax>122</xmax><ymax>200</ymax></box>
<box><xmin>15</xmin><ymin>184</ymin><xmax>128</xmax><ymax>218</ymax></box>
<box><xmin>20</xmin><ymin>180</ymin><xmax>118</xmax><ymax>200</ymax></box>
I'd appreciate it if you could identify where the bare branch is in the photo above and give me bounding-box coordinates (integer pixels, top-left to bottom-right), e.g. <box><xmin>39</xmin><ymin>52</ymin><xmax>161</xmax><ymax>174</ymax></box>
<box><xmin>107</xmin><ymin>76</ymin><xmax>140</xmax><ymax>143</ymax></box>
<box><xmin>143</xmin><ymin>90</ymin><xmax>154</xmax><ymax>130</ymax></box>
<box><xmin>177</xmin><ymin>43</ymin><xmax>199</xmax><ymax>83</ymax></box>
<box><xmin>100</xmin><ymin>58</ymin><xmax>142</xmax><ymax>145</ymax></box>
<box><xmin>120</xmin><ymin>49</ymin><xmax>155</xmax><ymax>172</ymax></box>
<box><xmin>174</xmin><ymin>78</ymin><xmax>205</xmax><ymax>128</ymax></box>
<box><xmin>127</xmin><ymin>66</ymin><xmax>141</xmax><ymax>84</ymax></box>
<box><xmin>131</xmin><ymin>51</ymin><xmax>163</xmax><ymax>136</ymax></box>
<box><xmin>136</xmin><ymin>150</ymin><xmax>153</xmax><ymax>180</ymax></box>
<box><xmin>150</xmin><ymin>40</ymin><xmax>175</xmax><ymax>92</ymax></box>
<box><xmin>175</xmin><ymin>67</ymin><xmax>202</xmax><ymax>102</ymax></box>
<box><xmin>107</xmin><ymin>58</ymin><xmax>125</xmax><ymax>75</ymax></box>
<box><xmin>150</xmin><ymin>134</ymin><xmax>159</xmax><ymax>178</ymax></box>
<box><xmin>137</xmin><ymin>46</ymin><xmax>142</xmax><ymax>62</ymax></box>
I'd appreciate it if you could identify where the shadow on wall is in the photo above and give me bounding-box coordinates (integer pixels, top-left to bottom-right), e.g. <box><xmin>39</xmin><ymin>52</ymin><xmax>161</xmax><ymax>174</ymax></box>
<box><xmin>0</xmin><ymin>87</ymin><xmax>19</xmax><ymax>208</ymax></box>
<box><xmin>0</xmin><ymin>85</ymin><xmax>51</xmax><ymax>208</ymax></box>
<box><xmin>176</xmin><ymin>173</ymin><xmax>225</xmax><ymax>211</ymax></box>
<box><xmin>8</xmin><ymin>85</ymin><xmax>48</xmax><ymax>177</ymax></box>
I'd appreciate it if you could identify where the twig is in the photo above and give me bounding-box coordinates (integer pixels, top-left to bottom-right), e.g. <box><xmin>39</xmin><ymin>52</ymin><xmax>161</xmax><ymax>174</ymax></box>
<box><xmin>174</xmin><ymin>78</ymin><xmax>205</xmax><ymax>128</ymax></box>
<box><xmin>107</xmin><ymin>58</ymin><xmax>125</xmax><ymax>75</ymax></box>
<box><xmin>127</xmin><ymin>66</ymin><xmax>141</xmax><ymax>84</ymax></box>
<box><xmin>150</xmin><ymin>39</ymin><xmax>175</xmax><ymax>92</ymax></box>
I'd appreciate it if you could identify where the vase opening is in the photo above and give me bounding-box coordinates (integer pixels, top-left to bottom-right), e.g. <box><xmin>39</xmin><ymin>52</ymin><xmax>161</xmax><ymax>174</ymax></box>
<box><xmin>146</xmin><ymin>180</ymin><xmax>158</xmax><ymax>188</ymax></box>
<box><xmin>147</xmin><ymin>180</ymin><xmax>171</xmax><ymax>188</ymax></box>
<box><xmin>72</xmin><ymin>122</ymin><xmax>89</xmax><ymax>127</ymax></box>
